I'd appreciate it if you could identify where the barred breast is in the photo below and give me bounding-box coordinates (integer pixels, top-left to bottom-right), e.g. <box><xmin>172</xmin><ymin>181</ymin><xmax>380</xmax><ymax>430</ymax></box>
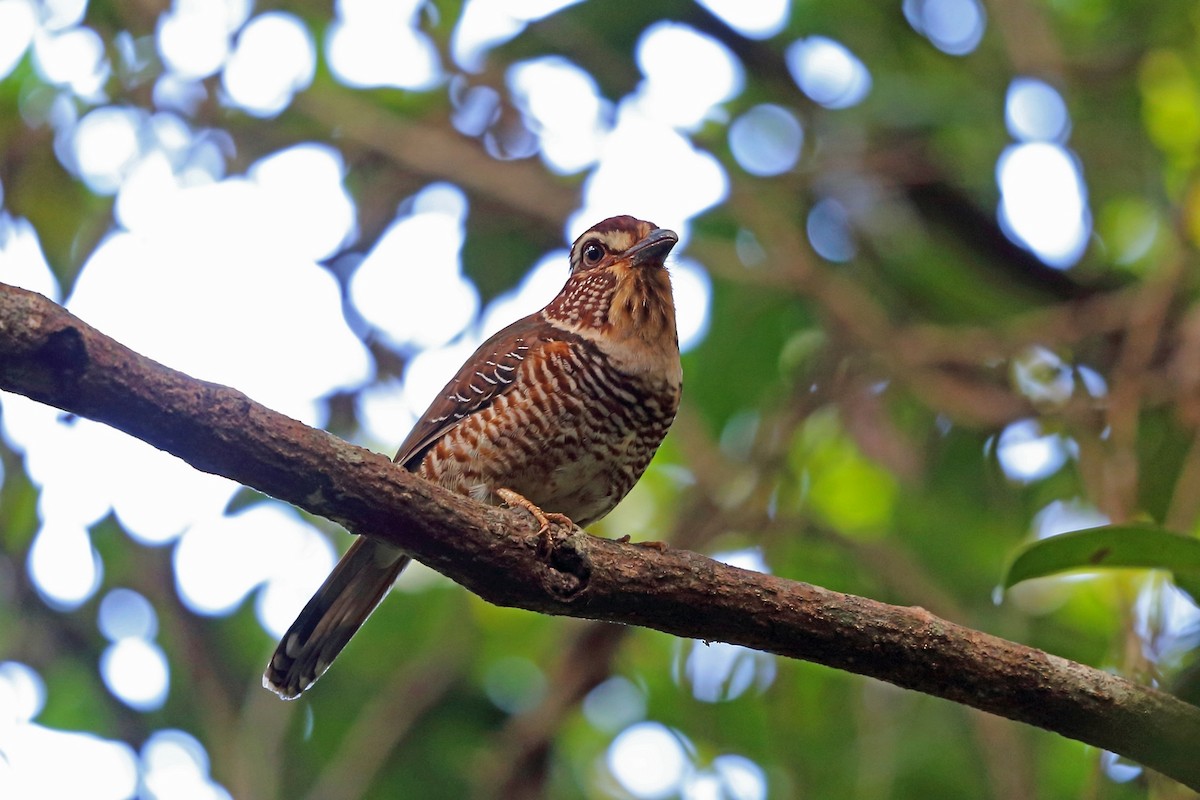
<box><xmin>416</xmin><ymin>331</ymin><xmax>679</xmax><ymax>527</ymax></box>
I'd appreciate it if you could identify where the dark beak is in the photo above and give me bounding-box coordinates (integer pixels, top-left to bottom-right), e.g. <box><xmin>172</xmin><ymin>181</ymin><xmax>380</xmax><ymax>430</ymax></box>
<box><xmin>626</xmin><ymin>227</ymin><xmax>679</xmax><ymax>266</ymax></box>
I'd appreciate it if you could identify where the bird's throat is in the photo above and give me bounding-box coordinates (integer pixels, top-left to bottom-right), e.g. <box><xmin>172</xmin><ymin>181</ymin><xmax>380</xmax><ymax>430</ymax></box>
<box><xmin>608</xmin><ymin>264</ymin><xmax>676</xmax><ymax>346</ymax></box>
<box><xmin>545</xmin><ymin>264</ymin><xmax>679</xmax><ymax>381</ymax></box>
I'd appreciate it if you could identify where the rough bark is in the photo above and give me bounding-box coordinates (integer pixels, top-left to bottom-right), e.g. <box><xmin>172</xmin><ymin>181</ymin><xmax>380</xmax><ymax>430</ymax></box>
<box><xmin>1</xmin><ymin>281</ymin><xmax>1198</xmax><ymax>789</ymax></box>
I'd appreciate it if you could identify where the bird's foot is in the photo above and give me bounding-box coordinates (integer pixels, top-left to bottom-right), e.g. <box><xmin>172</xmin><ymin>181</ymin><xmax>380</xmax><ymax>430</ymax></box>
<box><xmin>616</xmin><ymin>534</ymin><xmax>668</xmax><ymax>551</ymax></box>
<box><xmin>497</xmin><ymin>488</ymin><xmax>573</xmax><ymax>552</ymax></box>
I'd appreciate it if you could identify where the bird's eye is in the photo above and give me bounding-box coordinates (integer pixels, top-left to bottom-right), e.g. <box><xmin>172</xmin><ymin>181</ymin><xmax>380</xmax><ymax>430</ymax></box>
<box><xmin>582</xmin><ymin>241</ymin><xmax>605</xmax><ymax>266</ymax></box>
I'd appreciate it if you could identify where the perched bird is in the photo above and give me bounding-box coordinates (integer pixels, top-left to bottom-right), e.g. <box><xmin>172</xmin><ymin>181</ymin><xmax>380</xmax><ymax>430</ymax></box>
<box><xmin>265</xmin><ymin>215</ymin><xmax>682</xmax><ymax>698</ymax></box>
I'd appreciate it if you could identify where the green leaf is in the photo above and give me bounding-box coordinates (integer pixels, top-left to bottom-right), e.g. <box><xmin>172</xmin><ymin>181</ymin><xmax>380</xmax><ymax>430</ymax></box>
<box><xmin>1003</xmin><ymin>524</ymin><xmax>1200</xmax><ymax>590</ymax></box>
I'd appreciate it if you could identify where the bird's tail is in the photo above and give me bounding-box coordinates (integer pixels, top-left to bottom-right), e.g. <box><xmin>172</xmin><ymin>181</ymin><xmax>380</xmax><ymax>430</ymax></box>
<box><xmin>264</xmin><ymin>537</ymin><xmax>410</xmax><ymax>699</ymax></box>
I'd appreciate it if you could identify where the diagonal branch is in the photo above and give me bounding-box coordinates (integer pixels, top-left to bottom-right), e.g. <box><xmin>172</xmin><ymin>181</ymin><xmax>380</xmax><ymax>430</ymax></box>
<box><xmin>1</xmin><ymin>281</ymin><xmax>1198</xmax><ymax>790</ymax></box>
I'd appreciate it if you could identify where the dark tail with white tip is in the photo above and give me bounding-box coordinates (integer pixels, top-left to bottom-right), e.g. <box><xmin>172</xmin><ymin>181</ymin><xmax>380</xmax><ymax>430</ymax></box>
<box><xmin>264</xmin><ymin>537</ymin><xmax>410</xmax><ymax>699</ymax></box>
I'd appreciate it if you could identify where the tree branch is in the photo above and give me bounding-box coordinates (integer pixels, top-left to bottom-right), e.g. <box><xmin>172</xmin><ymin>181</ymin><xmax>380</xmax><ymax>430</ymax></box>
<box><xmin>2</xmin><ymin>281</ymin><xmax>1198</xmax><ymax>789</ymax></box>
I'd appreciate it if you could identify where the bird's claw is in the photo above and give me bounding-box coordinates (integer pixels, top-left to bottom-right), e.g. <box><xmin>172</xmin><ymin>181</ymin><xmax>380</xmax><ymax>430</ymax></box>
<box><xmin>615</xmin><ymin>534</ymin><xmax>667</xmax><ymax>550</ymax></box>
<box><xmin>497</xmin><ymin>488</ymin><xmax>573</xmax><ymax>552</ymax></box>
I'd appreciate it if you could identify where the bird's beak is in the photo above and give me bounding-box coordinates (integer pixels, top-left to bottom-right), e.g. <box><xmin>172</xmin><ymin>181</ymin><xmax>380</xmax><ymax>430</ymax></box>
<box><xmin>626</xmin><ymin>227</ymin><xmax>679</xmax><ymax>267</ymax></box>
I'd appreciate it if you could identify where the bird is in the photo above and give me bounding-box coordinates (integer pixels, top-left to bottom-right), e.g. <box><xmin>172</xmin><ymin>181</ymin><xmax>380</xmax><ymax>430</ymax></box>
<box><xmin>264</xmin><ymin>215</ymin><xmax>683</xmax><ymax>698</ymax></box>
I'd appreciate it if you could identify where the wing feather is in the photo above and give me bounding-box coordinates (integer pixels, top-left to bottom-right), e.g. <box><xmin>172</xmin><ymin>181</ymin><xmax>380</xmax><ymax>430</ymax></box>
<box><xmin>393</xmin><ymin>315</ymin><xmax>546</xmax><ymax>469</ymax></box>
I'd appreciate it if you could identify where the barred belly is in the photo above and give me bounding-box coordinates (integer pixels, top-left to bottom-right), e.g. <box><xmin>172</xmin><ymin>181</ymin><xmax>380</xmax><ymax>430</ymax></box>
<box><xmin>417</xmin><ymin>338</ymin><xmax>679</xmax><ymax>527</ymax></box>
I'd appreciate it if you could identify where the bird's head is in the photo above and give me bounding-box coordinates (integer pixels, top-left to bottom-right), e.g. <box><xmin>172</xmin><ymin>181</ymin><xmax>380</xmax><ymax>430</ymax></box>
<box><xmin>567</xmin><ymin>215</ymin><xmax>679</xmax><ymax>277</ymax></box>
<box><xmin>544</xmin><ymin>216</ymin><xmax>680</xmax><ymax>370</ymax></box>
